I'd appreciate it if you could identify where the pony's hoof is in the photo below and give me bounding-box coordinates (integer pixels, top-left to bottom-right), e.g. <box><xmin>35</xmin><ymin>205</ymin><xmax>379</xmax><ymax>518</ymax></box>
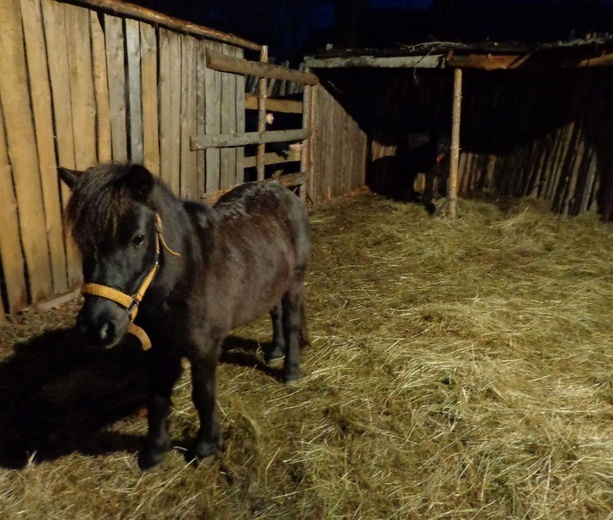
<box><xmin>138</xmin><ymin>446</ymin><xmax>168</xmax><ymax>470</ymax></box>
<box><xmin>187</xmin><ymin>440</ymin><xmax>220</xmax><ymax>466</ymax></box>
<box><xmin>282</xmin><ymin>372</ymin><xmax>300</xmax><ymax>385</ymax></box>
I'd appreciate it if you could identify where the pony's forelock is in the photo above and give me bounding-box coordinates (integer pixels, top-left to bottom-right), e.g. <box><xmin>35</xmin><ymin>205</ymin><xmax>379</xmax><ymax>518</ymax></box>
<box><xmin>65</xmin><ymin>165</ymin><xmax>138</xmax><ymax>254</ymax></box>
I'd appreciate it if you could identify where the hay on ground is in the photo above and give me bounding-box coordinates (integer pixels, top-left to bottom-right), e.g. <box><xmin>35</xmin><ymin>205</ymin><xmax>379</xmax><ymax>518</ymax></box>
<box><xmin>0</xmin><ymin>191</ymin><xmax>612</xmax><ymax>519</ymax></box>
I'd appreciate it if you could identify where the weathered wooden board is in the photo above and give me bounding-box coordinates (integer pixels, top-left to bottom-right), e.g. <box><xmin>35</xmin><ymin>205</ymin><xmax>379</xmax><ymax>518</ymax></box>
<box><xmin>180</xmin><ymin>35</ymin><xmax>197</xmax><ymax>199</ymax></box>
<box><xmin>234</xmin><ymin>46</ymin><xmax>245</xmax><ymax>186</ymax></box>
<box><xmin>140</xmin><ymin>21</ymin><xmax>160</xmax><ymax>175</ymax></box>
<box><xmin>206</xmin><ymin>49</ymin><xmax>318</xmax><ymax>85</ymax></box>
<box><xmin>192</xmin><ymin>129</ymin><xmax>310</xmax><ymax>150</ymax></box>
<box><xmin>0</xmin><ymin>100</ymin><xmax>27</xmax><ymax>315</ymax></box>
<box><xmin>0</xmin><ymin>0</ymin><xmax>53</xmax><ymax>303</ymax></box>
<box><xmin>158</xmin><ymin>28</ymin><xmax>181</xmax><ymax>194</ymax></box>
<box><xmin>204</xmin><ymin>41</ymin><xmax>222</xmax><ymax>193</ymax></box>
<box><xmin>21</xmin><ymin>0</ymin><xmax>68</xmax><ymax>295</ymax></box>
<box><xmin>105</xmin><ymin>14</ymin><xmax>128</xmax><ymax>161</ymax></box>
<box><xmin>41</xmin><ymin>0</ymin><xmax>81</xmax><ymax>289</ymax></box>
<box><xmin>245</xmin><ymin>93</ymin><xmax>303</xmax><ymax>114</ymax></box>
<box><xmin>90</xmin><ymin>9</ymin><xmax>112</xmax><ymax>162</ymax></box>
<box><xmin>220</xmin><ymin>44</ymin><xmax>237</xmax><ymax>189</ymax></box>
<box><xmin>196</xmin><ymin>40</ymin><xmax>207</xmax><ymax>193</ymax></box>
<box><xmin>125</xmin><ymin>18</ymin><xmax>143</xmax><ymax>163</ymax></box>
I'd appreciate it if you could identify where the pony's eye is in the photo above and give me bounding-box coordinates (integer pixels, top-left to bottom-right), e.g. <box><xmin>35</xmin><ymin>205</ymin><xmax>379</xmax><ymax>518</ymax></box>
<box><xmin>132</xmin><ymin>234</ymin><xmax>145</xmax><ymax>246</ymax></box>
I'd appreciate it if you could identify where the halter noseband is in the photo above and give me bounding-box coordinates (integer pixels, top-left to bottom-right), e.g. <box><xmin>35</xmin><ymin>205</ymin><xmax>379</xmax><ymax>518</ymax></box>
<box><xmin>81</xmin><ymin>214</ymin><xmax>180</xmax><ymax>351</ymax></box>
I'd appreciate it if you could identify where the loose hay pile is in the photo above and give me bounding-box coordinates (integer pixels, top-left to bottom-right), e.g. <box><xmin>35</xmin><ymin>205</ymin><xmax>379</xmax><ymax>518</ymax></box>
<box><xmin>1</xmin><ymin>191</ymin><xmax>613</xmax><ymax>519</ymax></box>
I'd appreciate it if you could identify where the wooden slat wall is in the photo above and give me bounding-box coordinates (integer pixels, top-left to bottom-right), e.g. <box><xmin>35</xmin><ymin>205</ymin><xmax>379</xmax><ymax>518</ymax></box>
<box><xmin>359</xmin><ymin>68</ymin><xmax>613</xmax><ymax>218</ymax></box>
<box><xmin>309</xmin><ymin>83</ymin><xmax>368</xmax><ymax>203</ymax></box>
<box><xmin>0</xmin><ymin>0</ymin><xmax>244</xmax><ymax>316</ymax></box>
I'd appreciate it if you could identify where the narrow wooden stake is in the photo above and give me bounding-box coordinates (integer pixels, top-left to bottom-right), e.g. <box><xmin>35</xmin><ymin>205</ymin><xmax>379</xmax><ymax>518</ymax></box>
<box><xmin>448</xmin><ymin>68</ymin><xmax>463</xmax><ymax>218</ymax></box>
<box><xmin>256</xmin><ymin>45</ymin><xmax>268</xmax><ymax>181</ymax></box>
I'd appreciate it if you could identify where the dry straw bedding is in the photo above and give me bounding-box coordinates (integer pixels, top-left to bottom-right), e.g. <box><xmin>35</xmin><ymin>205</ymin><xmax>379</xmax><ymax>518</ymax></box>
<box><xmin>1</xmin><ymin>191</ymin><xmax>613</xmax><ymax>519</ymax></box>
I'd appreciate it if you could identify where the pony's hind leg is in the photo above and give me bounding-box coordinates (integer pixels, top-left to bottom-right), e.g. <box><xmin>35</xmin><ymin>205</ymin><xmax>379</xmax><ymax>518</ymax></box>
<box><xmin>139</xmin><ymin>349</ymin><xmax>183</xmax><ymax>470</ymax></box>
<box><xmin>281</xmin><ymin>279</ymin><xmax>306</xmax><ymax>383</ymax></box>
<box><xmin>265</xmin><ymin>303</ymin><xmax>286</xmax><ymax>363</ymax></box>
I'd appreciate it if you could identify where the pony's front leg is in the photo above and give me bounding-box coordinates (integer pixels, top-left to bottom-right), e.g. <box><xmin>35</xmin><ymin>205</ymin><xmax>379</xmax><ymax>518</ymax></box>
<box><xmin>139</xmin><ymin>349</ymin><xmax>183</xmax><ymax>470</ymax></box>
<box><xmin>189</xmin><ymin>343</ymin><xmax>222</xmax><ymax>462</ymax></box>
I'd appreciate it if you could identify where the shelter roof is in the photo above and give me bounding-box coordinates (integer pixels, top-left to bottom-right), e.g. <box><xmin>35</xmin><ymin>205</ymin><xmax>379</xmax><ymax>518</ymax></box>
<box><xmin>305</xmin><ymin>36</ymin><xmax>613</xmax><ymax>70</ymax></box>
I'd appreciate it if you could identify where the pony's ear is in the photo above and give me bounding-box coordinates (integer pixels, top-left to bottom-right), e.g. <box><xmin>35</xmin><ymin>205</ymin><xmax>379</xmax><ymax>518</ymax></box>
<box><xmin>123</xmin><ymin>164</ymin><xmax>155</xmax><ymax>201</ymax></box>
<box><xmin>58</xmin><ymin>167</ymin><xmax>82</xmax><ymax>189</ymax></box>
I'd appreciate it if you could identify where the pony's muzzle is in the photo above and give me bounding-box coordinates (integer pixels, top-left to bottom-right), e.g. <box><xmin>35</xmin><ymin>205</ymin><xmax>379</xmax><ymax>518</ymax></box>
<box><xmin>77</xmin><ymin>298</ymin><xmax>130</xmax><ymax>348</ymax></box>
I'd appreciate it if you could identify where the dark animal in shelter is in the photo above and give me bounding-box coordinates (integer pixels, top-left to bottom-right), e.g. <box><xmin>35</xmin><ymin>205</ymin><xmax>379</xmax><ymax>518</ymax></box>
<box><xmin>396</xmin><ymin>132</ymin><xmax>450</xmax><ymax>210</ymax></box>
<box><xmin>59</xmin><ymin>164</ymin><xmax>310</xmax><ymax>469</ymax></box>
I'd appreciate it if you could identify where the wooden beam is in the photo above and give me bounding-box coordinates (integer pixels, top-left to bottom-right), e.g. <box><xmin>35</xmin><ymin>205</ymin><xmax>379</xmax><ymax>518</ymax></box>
<box><xmin>305</xmin><ymin>54</ymin><xmax>444</xmax><ymax>69</ymax></box>
<box><xmin>201</xmin><ymin>172</ymin><xmax>306</xmax><ymax>204</ymax></box>
<box><xmin>60</xmin><ymin>0</ymin><xmax>262</xmax><ymax>50</ymax></box>
<box><xmin>578</xmin><ymin>53</ymin><xmax>613</xmax><ymax>67</ymax></box>
<box><xmin>191</xmin><ymin>128</ymin><xmax>311</xmax><ymax>151</ymax></box>
<box><xmin>257</xmin><ymin>45</ymin><xmax>268</xmax><ymax>181</ymax></box>
<box><xmin>242</xmin><ymin>150</ymin><xmax>300</xmax><ymax>169</ymax></box>
<box><xmin>448</xmin><ymin>68</ymin><xmax>462</xmax><ymax>218</ymax></box>
<box><xmin>447</xmin><ymin>54</ymin><xmax>524</xmax><ymax>70</ymax></box>
<box><xmin>245</xmin><ymin>93</ymin><xmax>302</xmax><ymax>114</ymax></box>
<box><xmin>206</xmin><ymin>49</ymin><xmax>319</xmax><ymax>85</ymax></box>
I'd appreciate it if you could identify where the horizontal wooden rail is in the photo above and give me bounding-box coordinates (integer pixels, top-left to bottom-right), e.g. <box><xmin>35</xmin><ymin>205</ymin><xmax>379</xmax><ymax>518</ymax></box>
<box><xmin>245</xmin><ymin>93</ymin><xmax>302</xmax><ymax>114</ymax></box>
<box><xmin>191</xmin><ymin>128</ymin><xmax>310</xmax><ymax>151</ymax></box>
<box><xmin>242</xmin><ymin>150</ymin><xmax>300</xmax><ymax>169</ymax></box>
<box><xmin>61</xmin><ymin>0</ymin><xmax>262</xmax><ymax>50</ymax></box>
<box><xmin>305</xmin><ymin>54</ymin><xmax>444</xmax><ymax>69</ymax></box>
<box><xmin>206</xmin><ymin>49</ymin><xmax>319</xmax><ymax>85</ymax></box>
<box><xmin>201</xmin><ymin>172</ymin><xmax>307</xmax><ymax>204</ymax></box>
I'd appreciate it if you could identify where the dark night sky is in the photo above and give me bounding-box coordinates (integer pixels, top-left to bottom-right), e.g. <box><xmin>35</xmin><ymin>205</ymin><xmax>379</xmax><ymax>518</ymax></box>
<box><xmin>134</xmin><ymin>0</ymin><xmax>613</xmax><ymax>62</ymax></box>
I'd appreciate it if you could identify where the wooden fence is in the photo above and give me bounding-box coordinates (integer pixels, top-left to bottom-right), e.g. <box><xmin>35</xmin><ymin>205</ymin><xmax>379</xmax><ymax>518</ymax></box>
<box><xmin>325</xmin><ymin>67</ymin><xmax>613</xmax><ymax>218</ymax></box>
<box><xmin>0</xmin><ymin>0</ymin><xmax>342</xmax><ymax>320</ymax></box>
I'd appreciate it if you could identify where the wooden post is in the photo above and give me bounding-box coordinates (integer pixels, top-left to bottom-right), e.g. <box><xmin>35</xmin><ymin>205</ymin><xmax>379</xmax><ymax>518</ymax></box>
<box><xmin>449</xmin><ymin>68</ymin><xmax>463</xmax><ymax>218</ymax></box>
<box><xmin>257</xmin><ymin>45</ymin><xmax>268</xmax><ymax>181</ymax></box>
<box><xmin>300</xmin><ymin>84</ymin><xmax>311</xmax><ymax>203</ymax></box>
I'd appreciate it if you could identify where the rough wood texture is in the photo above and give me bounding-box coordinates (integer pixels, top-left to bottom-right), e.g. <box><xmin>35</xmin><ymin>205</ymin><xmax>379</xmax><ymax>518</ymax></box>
<box><xmin>140</xmin><ymin>21</ymin><xmax>160</xmax><ymax>175</ymax></box>
<box><xmin>22</xmin><ymin>0</ymin><xmax>68</xmax><ymax>295</ymax></box>
<box><xmin>61</xmin><ymin>0</ymin><xmax>261</xmax><ymax>50</ymax></box>
<box><xmin>207</xmin><ymin>48</ymin><xmax>319</xmax><ymax>85</ymax></box>
<box><xmin>245</xmin><ymin>93</ymin><xmax>302</xmax><ymax>114</ymax></box>
<box><xmin>449</xmin><ymin>68</ymin><xmax>462</xmax><ymax>218</ymax></box>
<box><xmin>191</xmin><ymin>129</ymin><xmax>311</xmax><ymax>151</ymax></box>
<box><xmin>0</xmin><ymin>0</ymin><xmax>53</xmax><ymax>303</ymax></box>
<box><xmin>105</xmin><ymin>14</ymin><xmax>128</xmax><ymax>161</ymax></box>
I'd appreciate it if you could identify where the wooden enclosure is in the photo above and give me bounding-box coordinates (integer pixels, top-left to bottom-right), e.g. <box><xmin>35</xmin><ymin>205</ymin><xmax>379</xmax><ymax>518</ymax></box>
<box><xmin>0</xmin><ymin>0</ymin><xmax>328</xmax><ymax>319</ymax></box>
<box><xmin>306</xmin><ymin>42</ymin><xmax>613</xmax><ymax>219</ymax></box>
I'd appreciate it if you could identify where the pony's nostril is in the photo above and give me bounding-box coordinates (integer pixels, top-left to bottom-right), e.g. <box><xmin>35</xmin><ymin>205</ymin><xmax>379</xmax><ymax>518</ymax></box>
<box><xmin>99</xmin><ymin>321</ymin><xmax>115</xmax><ymax>343</ymax></box>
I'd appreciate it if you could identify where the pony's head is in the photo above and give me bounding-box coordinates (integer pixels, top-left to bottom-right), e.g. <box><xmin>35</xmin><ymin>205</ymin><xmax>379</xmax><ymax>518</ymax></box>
<box><xmin>60</xmin><ymin>164</ymin><xmax>159</xmax><ymax>348</ymax></box>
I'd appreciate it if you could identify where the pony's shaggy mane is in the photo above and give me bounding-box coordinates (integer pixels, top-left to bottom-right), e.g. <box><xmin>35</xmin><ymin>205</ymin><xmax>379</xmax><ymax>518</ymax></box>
<box><xmin>65</xmin><ymin>164</ymin><xmax>138</xmax><ymax>254</ymax></box>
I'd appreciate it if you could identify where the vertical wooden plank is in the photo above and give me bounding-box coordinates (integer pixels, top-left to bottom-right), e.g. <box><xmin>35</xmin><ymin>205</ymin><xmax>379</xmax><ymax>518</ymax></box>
<box><xmin>22</xmin><ymin>0</ymin><xmax>68</xmax><ymax>295</ymax></box>
<box><xmin>65</xmin><ymin>2</ymin><xmax>96</xmax><ymax>172</ymax></box>
<box><xmin>204</xmin><ymin>41</ymin><xmax>221</xmax><ymax>193</ymax></box>
<box><xmin>161</xmin><ymin>30</ymin><xmax>181</xmax><ymax>194</ymax></box>
<box><xmin>448</xmin><ymin>68</ymin><xmax>463</xmax><ymax>218</ymax></box>
<box><xmin>220</xmin><ymin>44</ymin><xmax>236</xmax><ymax>190</ymax></box>
<box><xmin>0</xmin><ymin>100</ymin><xmax>27</xmax><ymax>315</ymax></box>
<box><xmin>41</xmin><ymin>0</ymin><xmax>80</xmax><ymax>289</ymax></box>
<box><xmin>234</xmin><ymin>46</ymin><xmax>245</xmax><ymax>186</ymax></box>
<box><xmin>257</xmin><ymin>45</ymin><xmax>268</xmax><ymax>181</ymax></box>
<box><xmin>300</xmin><ymin>84</ymin><xmax>311</xmax><ymax>203</ymax></box>
<box><xmin>140</xmin><ymin>22</ymin><xmax>160</xmax><ymax>175</ymax></box>
<box><xmin>0</xmin><ymin>0</ymin><xmax>53</xmax><ymax>302</ymax></box>
<box><xmin>180</xmin><ymin>35</ymin><xmax>197</xmax><ymax>199</ymax></box>
<box><xmin>104</xmin><ymin>14</ymin><xmax>127</xmax><ymax>162</ymax></box>
<box><xmin>196</xmin><ymin>40</ymin><xmax>207</xmax><ymax>194</ymax></box>
<box><xmin>125</xmin><ymin>18</ymin><xmax>142</xmax><ymax>163</ymax></box>
<box><xmin>90</xmin><ymin>10</ymin><xmax>112</xmax><ymax>163</ymax></box>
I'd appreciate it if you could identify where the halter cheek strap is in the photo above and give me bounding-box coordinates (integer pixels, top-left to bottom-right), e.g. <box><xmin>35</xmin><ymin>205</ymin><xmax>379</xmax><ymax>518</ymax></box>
<box><xmin>81</xmin><ymin>214</ymin><xmax>180</xmax><ymax>351</ymax></box>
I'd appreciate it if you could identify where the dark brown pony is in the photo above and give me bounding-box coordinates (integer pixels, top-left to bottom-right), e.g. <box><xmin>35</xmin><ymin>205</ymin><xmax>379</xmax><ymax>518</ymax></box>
<box><xmin>59</xmin><ymin>164</ymin><xmax>310</xmax><ymax>469</ymax></box>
